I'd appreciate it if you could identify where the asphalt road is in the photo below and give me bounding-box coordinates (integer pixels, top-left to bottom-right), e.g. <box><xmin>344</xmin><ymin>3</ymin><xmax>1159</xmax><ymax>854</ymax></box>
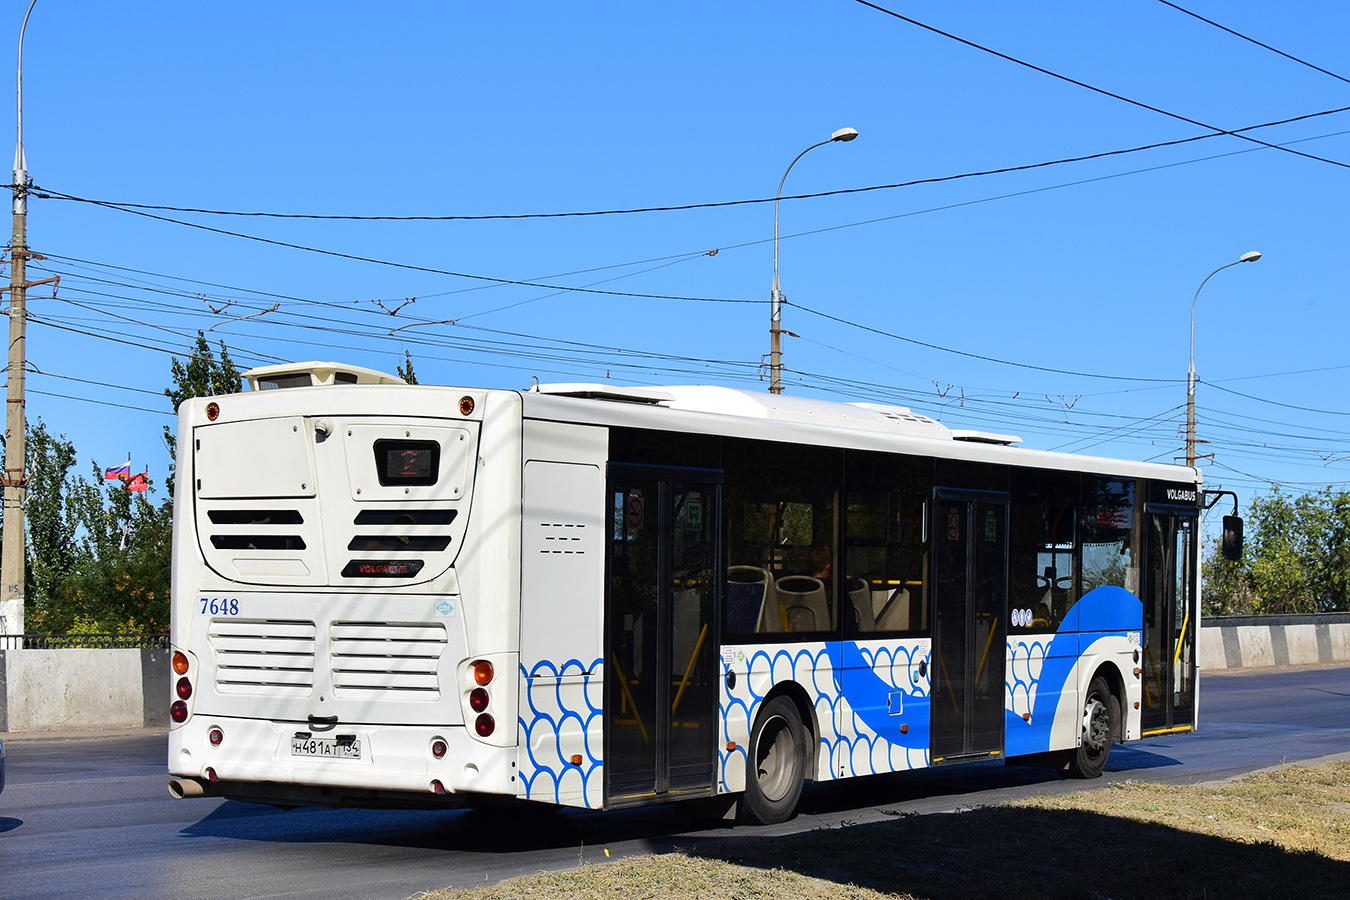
<box><xmin>2</xmin><ymin>664</ymin><xmax>1348</xmax><ymax>900</ymax></box>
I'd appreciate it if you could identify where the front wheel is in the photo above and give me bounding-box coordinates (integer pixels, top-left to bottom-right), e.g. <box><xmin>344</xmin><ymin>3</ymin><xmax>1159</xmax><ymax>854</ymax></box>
<box><xmin>1067</xmin><ymin>675</ymin><xmax>1116</xmax><ymax>779</ymax></box>
<box><xmin>740</xmin><ymin>695</ymin><xmax>806</xmax><ymax>825</ymax></box>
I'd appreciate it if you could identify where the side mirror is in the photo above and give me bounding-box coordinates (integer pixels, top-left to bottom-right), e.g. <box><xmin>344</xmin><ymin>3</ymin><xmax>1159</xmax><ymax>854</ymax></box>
<box><xmin>1222</xmin><ymin>516</ymin><xmax>1244</xmax><ymax>561</ymax></box>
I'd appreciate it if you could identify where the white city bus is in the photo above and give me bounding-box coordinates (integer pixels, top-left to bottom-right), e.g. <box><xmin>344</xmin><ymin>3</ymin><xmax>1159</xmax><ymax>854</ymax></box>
<box><xmin>167</xmin><ymin>361</ymin><xmax>1205</xmax><ymax>823</ymax></box>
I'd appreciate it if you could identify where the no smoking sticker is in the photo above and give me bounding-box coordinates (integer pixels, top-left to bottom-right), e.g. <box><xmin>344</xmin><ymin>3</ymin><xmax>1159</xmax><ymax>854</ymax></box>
<box><xmin>626</xmin><ymin>495</ymin><xmax>645</xmax><ymax>529</ymax></box>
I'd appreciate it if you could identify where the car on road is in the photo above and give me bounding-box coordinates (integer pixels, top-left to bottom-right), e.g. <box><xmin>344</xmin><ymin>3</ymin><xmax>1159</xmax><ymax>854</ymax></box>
<box><xmin>0</xmin><ymin>738</ymin><xmax>6</xmax><ymax>796</ymax></box>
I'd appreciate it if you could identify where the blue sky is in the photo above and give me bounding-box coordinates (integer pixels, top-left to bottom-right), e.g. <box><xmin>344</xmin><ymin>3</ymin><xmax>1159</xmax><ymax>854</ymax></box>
<box><xmin>7</xmin><ymin>1</ymin><xmax>1349</xmax><ymax>526</ymax></box>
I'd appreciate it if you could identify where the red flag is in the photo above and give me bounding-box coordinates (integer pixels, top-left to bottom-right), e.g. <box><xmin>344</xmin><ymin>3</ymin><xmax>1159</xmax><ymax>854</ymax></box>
<box><xmin>126</xmin><ymin>472</ymin><xmax>149</xmax><ymax>492</ymax></box>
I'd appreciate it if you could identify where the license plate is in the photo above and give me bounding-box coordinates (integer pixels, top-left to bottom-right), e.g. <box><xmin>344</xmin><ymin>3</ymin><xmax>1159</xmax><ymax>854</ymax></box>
<box><xmin>291</xmin><ymin>735</ymin><xmax>361</xmax><ymax>759</ymax></box>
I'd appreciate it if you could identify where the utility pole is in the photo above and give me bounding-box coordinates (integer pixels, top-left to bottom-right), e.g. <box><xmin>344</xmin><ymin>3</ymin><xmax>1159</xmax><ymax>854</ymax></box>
<box><xmin>1</xmin><ymin>1</ymin><xmax>37</xmax><ymax>639</ymax></box>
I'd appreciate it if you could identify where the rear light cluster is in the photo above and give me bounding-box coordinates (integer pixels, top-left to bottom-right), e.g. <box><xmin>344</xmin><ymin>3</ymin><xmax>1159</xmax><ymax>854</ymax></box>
<box><xmin>171</xmin><ymin>651</ymin><xmax>192</xmax><ymax>724</ymax></box>
<box><xmin>471</xmin><ymin>659</ymin><xmax>494</xmax><ymax>737</ymax></box>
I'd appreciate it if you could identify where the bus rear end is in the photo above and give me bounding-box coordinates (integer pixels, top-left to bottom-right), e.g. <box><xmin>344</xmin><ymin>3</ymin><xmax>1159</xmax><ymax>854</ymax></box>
<box><xmin>167</xmin><ymin>364</ymin><xmax>524</xmax><ymax>808</ymax></box>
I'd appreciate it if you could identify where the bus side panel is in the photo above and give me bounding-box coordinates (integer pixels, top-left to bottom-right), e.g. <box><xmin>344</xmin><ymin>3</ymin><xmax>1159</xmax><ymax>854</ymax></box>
<box><xmin>719</xmin><ymin>638</ymin><xmax>932</xmax><ymax>793</ymax></box>
<box><xmin>517</xmin><ymin>421</ymin><xmax>608</xmax><ymax>809</ymax></box>
<box><xmin>831</xmin><ymin>639</ymin><xmax>931</xmax><ymax>778</ymax></box>
<box><xmin>1005</xmin><ymin>586</ymin><xmax>1144</xmax><ymax>755</ymax></box>
<box><xmin>1005</xmin><ymin>631</ymin><xmax>1074</xmax><ymax>756</ymax></box>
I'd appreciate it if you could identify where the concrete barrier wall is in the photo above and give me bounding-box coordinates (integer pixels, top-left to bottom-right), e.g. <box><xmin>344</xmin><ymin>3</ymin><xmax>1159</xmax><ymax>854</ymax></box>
<box><xmin>1199</xmin><ymin>613</ymin><xmax>1350</xmax><ymax>671</ymax></box>
<box><xmin>0</xmin><ymin>647</ymin><xmax>168</xmax><ymax>733</ymax></box>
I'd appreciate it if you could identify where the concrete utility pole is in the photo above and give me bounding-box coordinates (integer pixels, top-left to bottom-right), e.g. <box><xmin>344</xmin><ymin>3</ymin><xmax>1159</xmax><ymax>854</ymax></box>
<box><xmin>1</xmin><ymin>0</ymin><xmax>37</xmax><ymax>639</ymax></box>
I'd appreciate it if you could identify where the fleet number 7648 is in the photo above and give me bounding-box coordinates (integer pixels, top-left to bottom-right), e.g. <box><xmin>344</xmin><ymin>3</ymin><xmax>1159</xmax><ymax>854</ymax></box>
<box><xmin>200</xmin><ymin>597</ymin><xmax>240</xmax><ymax>616</ymax></box>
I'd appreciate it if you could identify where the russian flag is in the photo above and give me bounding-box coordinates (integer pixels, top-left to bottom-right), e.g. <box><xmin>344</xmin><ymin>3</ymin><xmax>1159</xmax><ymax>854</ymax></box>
<box><xmin>104</xmin><ymin>461</ymin><xmax>131</xmax><ymax>481</ymax></box>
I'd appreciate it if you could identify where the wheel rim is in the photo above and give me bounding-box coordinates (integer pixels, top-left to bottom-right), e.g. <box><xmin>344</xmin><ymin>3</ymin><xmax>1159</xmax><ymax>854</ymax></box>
<box><xmin>754</xmin><ymin>714</ymin><xmax>797</xmax><ymax>802</ymax></box>
<box><xmin>1082</xmin><ymin>694</ymin><xmax>1110</xmax><ymax>755</ymax></box>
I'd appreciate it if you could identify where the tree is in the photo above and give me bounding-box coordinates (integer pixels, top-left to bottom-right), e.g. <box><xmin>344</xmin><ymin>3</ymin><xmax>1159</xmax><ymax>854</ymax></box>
<box><xmin>21</xmin><ymin>420</ymin><xmax>82</xmax><ymax>629</ymax></box>
<box><xmin>1203</xmin><ymin>486</ymin><xmax>1350</xmax><ymax>615</ymax></box>
<box><xmin>397</xmin><ymin>350</ymin><xmax>419</xmax><ymax>385</ymax></box>
<box><xmin>58</xmin><ymin>464</ymin><xmax>171</xmax><ymax>633</ymax></box>
<box><xmin>163</xmin><ymin>331</ymin><xmax>241</xmax><ymax>497</ymax></box>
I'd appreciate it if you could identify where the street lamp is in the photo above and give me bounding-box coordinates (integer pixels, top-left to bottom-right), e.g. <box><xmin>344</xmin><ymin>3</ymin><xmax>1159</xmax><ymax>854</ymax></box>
<box><xmin>1186</xmin><ymin>250</ymin><xmax>1261</xmax><ymax>467</ymax></box>
<box><xmin>769</xmin><ymin>127</ymin><xmax>859</xmax><ymax>395</ymax></box>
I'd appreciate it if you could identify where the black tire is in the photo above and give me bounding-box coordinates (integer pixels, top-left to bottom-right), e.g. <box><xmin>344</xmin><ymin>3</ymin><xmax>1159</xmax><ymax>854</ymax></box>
<box><xmin>740</xmin><ymin>695</ymin><xmax>806</xmax><ymax>825</ymax></box>
<box><xmin>1067</xmin><ymin>675</ymin><xmax>1115</xmax><ymax>779</ymax></box>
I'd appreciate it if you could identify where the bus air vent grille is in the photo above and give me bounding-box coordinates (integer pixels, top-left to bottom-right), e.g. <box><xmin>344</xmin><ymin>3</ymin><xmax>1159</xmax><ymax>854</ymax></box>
<box><xmin>329</xmin><ymin>621</ymin><xmax>447</xmax><ymax>698</ymax></box>
<box><xmin>207</xmin><ymin>619</ymin><xmax>316</xmax><ymax>696</ymax></box>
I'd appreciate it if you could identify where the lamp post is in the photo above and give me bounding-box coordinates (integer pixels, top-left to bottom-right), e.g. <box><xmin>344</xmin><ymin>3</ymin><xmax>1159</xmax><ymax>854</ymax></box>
<box><xmin>1186</xmin><ymin>250</ymin><xmax>1261</xmax><ymax>467</ymax></box>
<box><xmin>769</xmin><ymin>126</ymin><xmax>858</xmax><ymax>395</ymax></box>
<box><xmin>1</xmin><ymin>0</ymin><xmax>36</xmax><ymax>639</ymax></box>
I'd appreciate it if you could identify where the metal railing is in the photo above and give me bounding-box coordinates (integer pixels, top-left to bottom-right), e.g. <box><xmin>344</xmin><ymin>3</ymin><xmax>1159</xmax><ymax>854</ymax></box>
<box><xmin>0</xmin><ymin>632</ymin><xmax>169</xmax><ymax>650</ymax></box>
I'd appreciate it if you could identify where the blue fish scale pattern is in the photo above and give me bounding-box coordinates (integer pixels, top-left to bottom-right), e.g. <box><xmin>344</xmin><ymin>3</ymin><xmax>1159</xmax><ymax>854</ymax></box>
<box><xmin>1007</xmin><ymin>638</ymin><xmax>1049</xmax><ymax>721</ymax></box>
<box><xmin>719</xmin><ymin>640</ymin><xmax>932</xmax><ymax>792</ymax></box>
<box><xmin>517</xmin><ymin>658</ymin><xmax>604</xmax><ymax>808</ymax></box>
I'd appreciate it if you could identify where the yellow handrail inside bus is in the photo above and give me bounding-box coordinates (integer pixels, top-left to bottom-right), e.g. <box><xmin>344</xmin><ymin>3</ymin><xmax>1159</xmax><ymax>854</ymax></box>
<box><xmin>1173</xmin><ymin>610</ymin><xmax>1191</xmax><ymax>669</ymax></box>
<box><xmin>936</xmin><ymin>644</ymin><xmax>959</xmax><ymax>713</ymax></box>
<box><xmin>973</xmin><ymin>616</ymin><xmax>998</xmax><ymax>687</ymax></box>
<box><xmin>609</xmin><ymin>657</ymin><xmax>649</xmax><ymax>745</ymax></box>
<box><xmin>671</xmin><ymin>624</ymin><xmax>709</xmax><ymax>716</ymax></box>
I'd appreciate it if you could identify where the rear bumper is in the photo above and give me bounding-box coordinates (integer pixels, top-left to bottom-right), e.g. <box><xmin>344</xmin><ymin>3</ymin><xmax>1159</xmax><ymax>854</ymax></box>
<box><xmin>168</xmin><ymin>715</ymin><xmax>517</xmax><ymax>805</ymax></box>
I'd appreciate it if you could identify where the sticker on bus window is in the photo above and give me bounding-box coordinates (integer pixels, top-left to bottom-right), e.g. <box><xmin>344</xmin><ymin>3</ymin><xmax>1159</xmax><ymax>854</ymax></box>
<box><xmin>687</xmin><ymin>498</ymin><xmax>702</xmax><ymax>531</ymax></box>
<box><xmin>626</xmin><ymin>495</ymin><xmax>645</xmax><ymax>530</ymax></box>
<box><xmin>985</xmin><ymin>511</ymin><xmax>997</xmax><ymax>542</ymax></box>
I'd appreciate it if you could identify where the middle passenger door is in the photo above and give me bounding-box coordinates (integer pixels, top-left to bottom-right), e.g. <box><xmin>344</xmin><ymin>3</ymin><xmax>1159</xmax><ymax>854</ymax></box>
<box><xmin>930</xmin><ymin>489</ymin><xmax>1009</xmax><ymax>763</ymax></box>
<box><xmin>605</xmin><ymin>466</ymin><xmax>720</xmax><ymax>804</ymax></box>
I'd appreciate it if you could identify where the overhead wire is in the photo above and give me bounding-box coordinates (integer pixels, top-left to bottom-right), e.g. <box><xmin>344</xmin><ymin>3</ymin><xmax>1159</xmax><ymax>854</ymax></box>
<box><xmin>851</xmin><ymin>0</ymin><xmax>1350</xmax><ymax>170</ymax></box>
<box><xmin>1153</xmin><ymin>0</ymin><xmax>1350</xmax><ymax>87</ymax></box>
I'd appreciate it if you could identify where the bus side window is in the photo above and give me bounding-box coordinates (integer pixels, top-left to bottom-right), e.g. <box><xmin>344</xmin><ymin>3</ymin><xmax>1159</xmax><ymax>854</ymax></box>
<box><xmin>722</xmin><ymin>441</ymin><xmax>841</xmax><ymax>640</ymax></box>
<box><xmin>844</xmin><ymin>489</ymin><xmax>928</xmax><ymax>636</ymax></box>
<box><xmin>1009</xmin><ymin>468</ymin><xmax>1077</xmax><ymax>634</ymax></box>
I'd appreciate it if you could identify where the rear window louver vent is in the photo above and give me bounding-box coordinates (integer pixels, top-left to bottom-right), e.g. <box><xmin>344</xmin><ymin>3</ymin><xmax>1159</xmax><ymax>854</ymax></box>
<box><xmin>347</xmin><ymin>535</ymin><xmax>451</xmax><ymax>552</ymax></box>
<box><xmin>207</xmin><ymin>510</ymin><xmax>304</xmax><ymax>525</ymax></box>
<box><xmin>211</xmin><ymin>535</ymin><xmax>307</xmax><ymax>551</ymax></box>
<box><xmin>353</xmin><ymin>509</ymin><xmax>457</xmax><ymax>526</ymax></box>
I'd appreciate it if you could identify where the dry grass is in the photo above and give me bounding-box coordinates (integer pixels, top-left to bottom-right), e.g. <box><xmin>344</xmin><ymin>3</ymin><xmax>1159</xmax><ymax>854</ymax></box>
<box><xmin>414</xmin><ymin>761</ymin><xmax>1350</xmax><ymax>900</ymax></box>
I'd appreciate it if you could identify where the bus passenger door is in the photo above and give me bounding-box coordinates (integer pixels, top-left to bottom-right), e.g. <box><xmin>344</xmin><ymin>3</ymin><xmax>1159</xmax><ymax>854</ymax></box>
<box><xmin>605</xmin><ymin>467</ymin><xmax>720</xmax><ymax>803</ymax></box>
<box><xmin>1141</xmin><ymin>510</ymin><xmax>1198</xmax><ymax>734</ymax></box>
<box><xmin>930</xmin><ymin>491</ymin><xmax>1009</xmax><ymax>762</ymax></box>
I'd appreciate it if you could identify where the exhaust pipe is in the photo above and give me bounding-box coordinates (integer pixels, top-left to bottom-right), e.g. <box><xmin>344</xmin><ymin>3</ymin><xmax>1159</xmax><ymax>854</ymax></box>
<box><xmin>168</xmin><ymin>778</ymin><xmax>206</xmax><ymax>799</ymax></box>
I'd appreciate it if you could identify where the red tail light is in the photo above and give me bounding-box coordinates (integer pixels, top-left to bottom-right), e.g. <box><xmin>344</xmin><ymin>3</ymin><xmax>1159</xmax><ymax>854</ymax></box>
<box><xmin>431</xmin><ymin>739</ymin><xmax>447</xmax><ymax>759</ymax></box>
<box><xmin>469</xmin><ymin>688</ymin><xmax>489</xmax><ymax>712</ymax></box>
<box><xmin>176</xmin><ymin>677</ymin><xmax>193</xmax><ymax>700</ymax></box>
<box><xmin>170</xmin><ymin>701</ymin><xmax>188</xmax><ymax>723</ymax></box>
<box><xmin>475</xmin><ymin>713</ymin><xmax>495</xmax><ymax>737</ymax></box>
<box><xmin>208</xmin><ymin>727</ymin><xmax>224</xmax><ymax>747</ymax></box>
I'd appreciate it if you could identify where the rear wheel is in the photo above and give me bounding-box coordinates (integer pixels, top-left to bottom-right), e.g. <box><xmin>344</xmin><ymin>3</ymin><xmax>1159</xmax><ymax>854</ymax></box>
<box><xmin>740</xmin><ymin>695</ymin><xmax>806</xmax><ymax>825</ymax></box>
<box><xmin>1068</xmin><ymin>675</ymin><xmax>1115</xmax><ymax>779</ymax></box>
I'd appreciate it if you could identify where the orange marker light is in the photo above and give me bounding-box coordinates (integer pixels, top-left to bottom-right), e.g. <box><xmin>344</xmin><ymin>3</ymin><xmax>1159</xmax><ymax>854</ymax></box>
<box><xmin>459</xmin><ymin>396</ymin><xmax>475</xmax><ymax>416</ymax></box>
<box><xmin>571</xmin><ymin>754</ymin><xmax>583</xmax><ymax>766</ymax></box>
<box><xmin>726</xmin><ymin>741</ymin><xmax>737</xmax><ymax>752</ymax></box>
<box><xmin>172</xmin><ymin>651</ymin><xmax>190</xmax><ymax>675</ymax></box>
<box><xmin>472</xmin><ymin>660</ymin><xmax>494</xmax><ymax>686</ymax></box>
<box><xmin>206</xmin><ymin>402</ymin><xmax>220</xmax><ymax>421</ymax></box>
